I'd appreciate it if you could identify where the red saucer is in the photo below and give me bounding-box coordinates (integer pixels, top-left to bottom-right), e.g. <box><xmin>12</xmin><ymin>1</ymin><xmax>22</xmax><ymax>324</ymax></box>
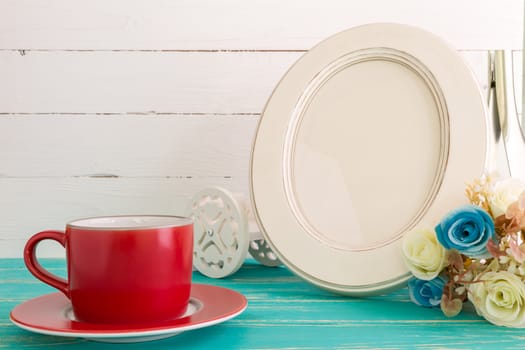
<box><xmin>10</xmin><ymin>284</ymin><xmax>247</xmax><ymax>343</ymax></box>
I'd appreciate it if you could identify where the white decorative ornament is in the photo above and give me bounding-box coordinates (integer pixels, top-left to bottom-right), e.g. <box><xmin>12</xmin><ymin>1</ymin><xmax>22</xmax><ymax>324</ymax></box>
<box><xmin>186</xmin><ymin>187</ymin><xmax>280</xmax><ymax>278</ymax></box>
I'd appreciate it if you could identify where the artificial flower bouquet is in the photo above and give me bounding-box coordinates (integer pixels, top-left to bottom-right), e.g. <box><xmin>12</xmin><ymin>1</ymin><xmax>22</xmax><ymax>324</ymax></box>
<box><xmin>402</xmin><ymin>175</ymin><xmax>525</xmax><ymax>327</ymax></box>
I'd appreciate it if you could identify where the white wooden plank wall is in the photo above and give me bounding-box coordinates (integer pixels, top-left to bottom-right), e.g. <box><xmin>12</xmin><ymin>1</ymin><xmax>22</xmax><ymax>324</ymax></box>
<box><xmin>0</xmin><ymin>0</ymin><xmax>523</xmax><ymax>257</ymax></box>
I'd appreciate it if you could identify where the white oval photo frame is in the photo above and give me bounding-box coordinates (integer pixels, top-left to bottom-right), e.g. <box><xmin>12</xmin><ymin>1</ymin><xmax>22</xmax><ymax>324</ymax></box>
<box><xmin>250</xmin><ymin>23</ymin><xmax>489</xmax><ymax>295</ymax></box>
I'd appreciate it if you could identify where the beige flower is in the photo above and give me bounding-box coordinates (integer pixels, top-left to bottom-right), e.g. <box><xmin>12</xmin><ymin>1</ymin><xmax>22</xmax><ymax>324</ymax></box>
<box><xmin>402</xmin><ymin>228</ymin><xmax>447</xmax><ymax>280</ymax></box>
<box><xmin>468</xmin><ymin>271</ymin><xmax>525</xmax><ymax>327</ymax></box>
<box><xmin>489</xmin><ymin>178</ymin><xmax>525</xmax><ymax>218</ymax></box>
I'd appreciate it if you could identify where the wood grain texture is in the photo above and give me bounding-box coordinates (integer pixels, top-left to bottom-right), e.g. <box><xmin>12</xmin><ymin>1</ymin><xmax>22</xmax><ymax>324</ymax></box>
<box><xmin>0</xmin><ymin>0</ymin><xmax>521</xmax><ymax>50</ymax></box>
<box><xmin>0</xmin><ymin>114</ymin><xmax>257</xmax><ymax>177</ymax></box>
<box><xmin>0</xmin><ymin>51</ymin><xmax>490</xmax><ymax>114</ymax></box>
<box><xmin>2</xmin><ymin>258</ymin><xmax>525</xmax><ymax>349</ymax></box>
<box><xmin>0</xmin><ymin>51</ymin><xmax>297</xmax><ymax>114</ymax></box>
<box><xmin>0</xmin><ymin>50</ymin><xmax>491</xmax><ymax>114</ymax></box>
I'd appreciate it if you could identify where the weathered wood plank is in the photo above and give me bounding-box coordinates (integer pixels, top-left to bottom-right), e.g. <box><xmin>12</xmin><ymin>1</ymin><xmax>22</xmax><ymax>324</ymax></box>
<box><xmin>0</xmin><ymin>51</ymin><xmax>490</xmax><ymax>114</ymax></box>
<box><xmin>0</xmin><ymin>51</ymin><xmax>297</xmax><ymax>114</ymax></box>
<box><xmin>1</xmin><ymin>259</ymin><xmax>525</xmax><ymax>349</ymax></box>
<box><xmin>0</xmin><ymin>0</ymin><xmax>521</xmax><ymax>50</ymax></box>
<box><xmin>0</xmin><ymin>114</ymin><xmax>257</xmax><ymax>177</ymax></box>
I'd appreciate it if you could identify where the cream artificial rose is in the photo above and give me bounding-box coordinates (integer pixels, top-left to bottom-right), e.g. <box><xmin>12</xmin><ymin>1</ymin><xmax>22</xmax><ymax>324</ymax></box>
<box><xmin>489</xmin><ymin>178</ymin><xmax>525</xmax><ymax>217</ymax></box>
<box><xmin>468</xmin><ymin>271</ymin><xmax>525</xmax><ymax>327</ymax></box>
<box><xmin>402</xmin><ymin>228</ymin><xmax>447</xmax><ymax>280</ymax></box>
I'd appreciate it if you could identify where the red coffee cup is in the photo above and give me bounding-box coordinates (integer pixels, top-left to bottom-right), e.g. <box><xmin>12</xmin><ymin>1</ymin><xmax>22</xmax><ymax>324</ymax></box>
<box><xmin>24</xmin><ymin>215</ymin><xmax>193</xmax><ymax>324</ymax></box>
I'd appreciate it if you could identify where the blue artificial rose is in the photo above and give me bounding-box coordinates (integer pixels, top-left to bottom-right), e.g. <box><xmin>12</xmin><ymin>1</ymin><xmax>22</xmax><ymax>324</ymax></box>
<box><xmin>408</xmin><ymin>276</ymin><xmax>447</xmax><ymax>307</ymax></box>
<box><xmin>435</xmin><ymin>204</ymin><xmax>495</xmax><ymax>258</ymax></box>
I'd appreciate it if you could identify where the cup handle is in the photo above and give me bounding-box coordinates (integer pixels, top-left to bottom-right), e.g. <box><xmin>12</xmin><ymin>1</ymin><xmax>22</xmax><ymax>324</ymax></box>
<box><xmin>24</xmin><ymin>230</ymin><xmax>69</xmax><ymax>298</ymax></box>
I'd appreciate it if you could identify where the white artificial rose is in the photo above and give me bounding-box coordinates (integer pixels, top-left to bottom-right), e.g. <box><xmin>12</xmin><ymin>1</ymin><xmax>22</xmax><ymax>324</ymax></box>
<box><xmin>468</xmin><ymin>271</ymin><xmax>525</xmax><ymax>328</ymax></box>
<box><xmin>489</xmin><ymin>178</ymin><xmax>525</xmax><ymax>217</ymax></box>
<box><xmin>402</xmin><ymin>228</ymin><xmax>447</xmax><ymax>280</ymax></box>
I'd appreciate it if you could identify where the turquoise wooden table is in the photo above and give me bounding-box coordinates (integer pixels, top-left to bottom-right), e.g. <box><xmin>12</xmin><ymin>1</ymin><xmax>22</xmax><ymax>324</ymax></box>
<box><xmin>1</xmin><ymin>258</ymin><xmax>524</xmax><ymax>349</ymax></box>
